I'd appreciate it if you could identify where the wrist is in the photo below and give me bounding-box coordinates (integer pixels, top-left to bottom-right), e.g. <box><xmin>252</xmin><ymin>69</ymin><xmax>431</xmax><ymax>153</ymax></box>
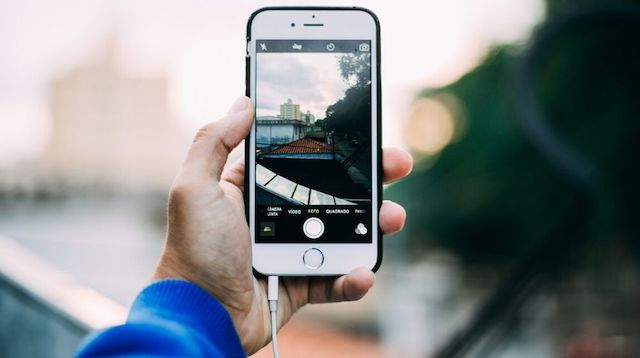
<box><xmin>128</xmin><ymin>279</ymin><xmax>245</xmax><ymax>356</ymax></box>
<box><xmin>152</xmin><ymin>253</ymin><xmax>262</xmax><ymax>353</ymax></box>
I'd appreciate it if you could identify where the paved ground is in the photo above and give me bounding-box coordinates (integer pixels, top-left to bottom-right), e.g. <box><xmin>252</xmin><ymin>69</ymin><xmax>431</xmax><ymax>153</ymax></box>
<box><xmin>0</xmin><ymin>196</ymin><xmax>164</xmax><ymax>306</ymax></box>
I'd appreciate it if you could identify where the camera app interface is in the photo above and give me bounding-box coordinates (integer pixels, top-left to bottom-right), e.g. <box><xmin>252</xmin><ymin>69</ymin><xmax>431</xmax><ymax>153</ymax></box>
<box><xmin>255</xmin><ymin>39</ymin><xmax>372</xmax><ymax>243</ymax></box>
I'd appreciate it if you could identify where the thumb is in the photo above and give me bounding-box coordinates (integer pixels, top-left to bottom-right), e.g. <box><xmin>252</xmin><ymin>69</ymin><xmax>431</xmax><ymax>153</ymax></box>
<box><xmin>181</xmin><ymin>97</ymin><xmax>254</xmax><ymax>181</ymax></box>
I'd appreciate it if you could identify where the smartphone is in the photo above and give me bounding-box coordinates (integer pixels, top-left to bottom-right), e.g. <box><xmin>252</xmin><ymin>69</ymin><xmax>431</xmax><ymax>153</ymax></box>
<box><xmin>246</xmin><ymin>7</ymin><xmax>381</xmax><ymax>276</ymax></box>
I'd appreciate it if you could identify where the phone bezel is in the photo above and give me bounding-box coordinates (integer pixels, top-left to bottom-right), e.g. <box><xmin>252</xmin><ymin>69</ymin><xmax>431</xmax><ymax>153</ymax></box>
<box><xmin>246</xmin><ymin>7</ymin><xmax>382</xmax><ymax>276</ymax></box>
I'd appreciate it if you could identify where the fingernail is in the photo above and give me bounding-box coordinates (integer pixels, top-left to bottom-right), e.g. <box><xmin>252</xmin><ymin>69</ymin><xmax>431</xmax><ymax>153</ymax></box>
<box><xmin>228</xmin><ymin>97</ymin><xmax>249</xmax><ymax>113</ymax></box>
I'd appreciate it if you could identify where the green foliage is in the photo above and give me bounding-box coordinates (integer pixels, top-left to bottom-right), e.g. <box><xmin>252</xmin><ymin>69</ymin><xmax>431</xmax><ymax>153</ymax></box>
<box><xmin>325</xmin><ymin>54</ymin><xmax>372</xmax><ymax>140</ymax></box>
<box><xmin>389</xmin><ymin>49</ymin><xmax>575</xmax><ymax>264</ymax></box>
<box><xmin>338</xmin><ymin>53</ymin><xmax>372</xmax><ymax>88</ymax></box>
<box><xmin>387</xmin><ymin>12</ymin><xmax>640</xmax><ymax>264</ymax></box>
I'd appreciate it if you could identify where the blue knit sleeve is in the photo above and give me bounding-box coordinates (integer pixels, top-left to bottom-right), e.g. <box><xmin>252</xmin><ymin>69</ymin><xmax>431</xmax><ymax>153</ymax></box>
<box><xmin>75</xmin><ymin>280</ymin><xmax>246</xmax><ymax>357</ymax></box>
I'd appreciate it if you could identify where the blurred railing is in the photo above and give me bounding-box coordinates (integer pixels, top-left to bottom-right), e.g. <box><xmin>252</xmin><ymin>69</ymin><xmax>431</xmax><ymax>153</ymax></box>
<box><xmin>0</xmin><ymin>235</ymin><xmax>127</xmax><ymax>358</ymax></box>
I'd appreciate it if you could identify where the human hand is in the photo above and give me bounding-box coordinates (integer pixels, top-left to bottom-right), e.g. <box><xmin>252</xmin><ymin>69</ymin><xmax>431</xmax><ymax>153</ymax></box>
<box><xmin>153</xmin><ymin>96</ymin><xmax>413</xmax><ymax>354</ymax></box>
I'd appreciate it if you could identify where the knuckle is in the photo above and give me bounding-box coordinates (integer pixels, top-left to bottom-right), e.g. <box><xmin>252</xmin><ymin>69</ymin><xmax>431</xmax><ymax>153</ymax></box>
<box><xmin>169</xmin><ymin>181</ymin><xmax>196</xmax><ymax>203</ymax></box>
<box><xmin>192</xmin><ymin>122</ymin><xmax>218</xmax><ymax>144</ymax></box>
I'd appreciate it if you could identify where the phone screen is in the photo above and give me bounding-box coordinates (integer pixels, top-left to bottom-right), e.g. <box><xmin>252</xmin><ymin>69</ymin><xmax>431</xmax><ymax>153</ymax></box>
<box><xmin>254</xmin><ymin>39</ymin><xmax>373</xmax><ymax>244</ymax></box>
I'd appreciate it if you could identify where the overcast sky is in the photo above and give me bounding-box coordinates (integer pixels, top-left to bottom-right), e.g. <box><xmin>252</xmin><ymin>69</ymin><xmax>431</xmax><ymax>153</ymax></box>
<box><xmin>256</xmin><ymin>53</ymin><xmax>350</xmax><ymax>119</ymax></box>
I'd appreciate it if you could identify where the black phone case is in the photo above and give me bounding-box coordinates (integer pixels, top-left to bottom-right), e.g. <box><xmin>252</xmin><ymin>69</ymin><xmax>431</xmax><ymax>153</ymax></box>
<box><xmin>245</xmin><ymin>6</ymin><xmax>383</xmax><ymax>275</ymax></box>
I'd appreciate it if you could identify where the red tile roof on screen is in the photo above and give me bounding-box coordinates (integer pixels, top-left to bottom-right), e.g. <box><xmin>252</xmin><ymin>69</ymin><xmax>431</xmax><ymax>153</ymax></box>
<box><xmin>268</xmin><ymin>138</ymin><xmax>333</xmax><ymax>154</ymax></box>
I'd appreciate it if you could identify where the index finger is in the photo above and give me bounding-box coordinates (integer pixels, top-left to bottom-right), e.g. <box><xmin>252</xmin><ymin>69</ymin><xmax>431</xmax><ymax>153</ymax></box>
<box><xmin>383</xmin><ymin>147</ymin><xmax>413</xmax><ymax>183</ymax></box>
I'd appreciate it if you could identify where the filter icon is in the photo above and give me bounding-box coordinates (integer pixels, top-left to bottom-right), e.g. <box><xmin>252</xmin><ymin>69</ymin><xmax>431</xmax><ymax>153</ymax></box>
<box><xmin>355</xmin><ymin>223</ymin><xmax>368</xmax><ymax>235</ymax></box>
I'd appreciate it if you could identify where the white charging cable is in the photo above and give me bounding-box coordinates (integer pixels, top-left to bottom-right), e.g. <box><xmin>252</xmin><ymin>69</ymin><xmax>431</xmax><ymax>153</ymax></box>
<box><xmin>267</xmin><ymin>275</ymin><xmax>280</xmax><ymax>358</ymax></box>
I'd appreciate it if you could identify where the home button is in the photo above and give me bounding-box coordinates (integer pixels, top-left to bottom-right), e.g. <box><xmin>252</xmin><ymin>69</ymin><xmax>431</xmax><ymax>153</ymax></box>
<box><xmin>303</xmin><ymin>248</ymin><xmax>324</xmax><ymax>270</ymax></box>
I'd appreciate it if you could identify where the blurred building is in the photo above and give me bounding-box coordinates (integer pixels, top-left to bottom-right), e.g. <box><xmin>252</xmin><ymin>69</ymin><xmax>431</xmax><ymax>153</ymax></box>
<box><xmin>256</xmin><ymin>100</ymin><xmax>320</xmax><ymax>149</ymax></box>
<box><xmin>301</xmin><ymin>110</ymin><xmax>316</xmax><ymax>124</ymax></box>
<box><xmin>255</xmin><ymin>116</ymin><xmax>310</xmax><ymax>148</ymax></box>
<box><xmin>44</xmin><ymin>39</ymin><xmax>187</xmax><ymax>192</ymax></box>
<box><xmin>280</xmin><ymin>98</ymin><xmax>301</xmax><ymax>120</ymax></box>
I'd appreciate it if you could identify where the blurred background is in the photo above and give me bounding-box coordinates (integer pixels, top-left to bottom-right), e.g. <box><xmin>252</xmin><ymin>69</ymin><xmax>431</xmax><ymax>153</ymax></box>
<box><xmin>1</xmin><ymin>0</ymin><xmax>639</xmax><ymax>357</ymax></box>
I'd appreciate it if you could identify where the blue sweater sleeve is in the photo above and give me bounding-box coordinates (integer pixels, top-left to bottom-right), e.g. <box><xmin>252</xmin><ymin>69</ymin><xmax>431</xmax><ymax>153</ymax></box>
<box><xmin>75</xmin><ymin>280</ymin><xmax>246</xmax><ymax>358</ymax></box>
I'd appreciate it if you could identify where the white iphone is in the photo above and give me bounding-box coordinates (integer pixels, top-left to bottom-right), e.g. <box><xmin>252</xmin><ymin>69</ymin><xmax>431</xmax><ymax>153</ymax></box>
<box><xmin>246</xmin><ymin>7</ymin><xmax>381</xmax><ymax>276</ymax></box>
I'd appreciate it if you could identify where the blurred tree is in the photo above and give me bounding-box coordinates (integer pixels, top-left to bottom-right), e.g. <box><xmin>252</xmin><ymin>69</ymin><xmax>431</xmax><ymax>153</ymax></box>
<box><xmin>387</xmin><ymin>3</ymin><xmax>640</xmax><ymax>265</ymax></box>
<box><xmin>338</xmin><ymin>53</ymin><xmax>372</xmax><ymax>88</ymax></box>
<box><xmin>386</xmin><ymin>3</ymin><xmax>640</xmax><ymax>357</ymax></box>
<box><xmin>325</xmin><ymin>54</ymin><xmax>372</xmax><ymax>140</ymax></box>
